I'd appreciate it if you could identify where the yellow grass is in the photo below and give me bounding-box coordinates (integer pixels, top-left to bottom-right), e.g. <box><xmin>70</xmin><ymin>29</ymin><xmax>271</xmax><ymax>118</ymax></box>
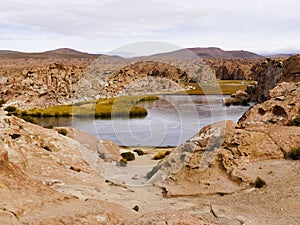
<box><xmin>184</xmin><ymin>80</ymin><xmax>257</xmax><ymax>95</ymax></box>
<box><xmin>17</xmin><ymin>95</ymin><xmax>159</xmax><ymax>119</ymax></box>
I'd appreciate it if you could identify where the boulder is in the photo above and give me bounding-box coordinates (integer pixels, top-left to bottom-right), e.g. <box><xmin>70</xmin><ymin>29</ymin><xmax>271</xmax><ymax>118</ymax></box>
<box><xmin>224</xmin><ymin>90</ymin><xmax>251</xmax><ymax>106</ymax></box>
<box><xmin>239</xmin><ymin>82</ymin><xmax>300</xmax><ymax>126</ymax></box>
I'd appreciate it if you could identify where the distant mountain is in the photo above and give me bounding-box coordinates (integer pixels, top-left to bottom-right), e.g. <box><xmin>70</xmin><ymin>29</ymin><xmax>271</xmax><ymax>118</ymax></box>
<box><xmin>153</xmin><ymin>47</ymin><xmax>264</xmax><ymax>59</ymax></box>
<box><xmin>0</xmin><ymin>48</ymin><xmax>100</xmax><ymax>59</ymax></box>
<box><xmin>0</xmin><ymin>47</ymin><xmax>264</xmax><ymax>59</ymax></box>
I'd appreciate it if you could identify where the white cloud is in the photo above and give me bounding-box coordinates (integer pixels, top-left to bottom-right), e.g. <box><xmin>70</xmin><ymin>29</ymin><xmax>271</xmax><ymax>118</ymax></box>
<box><xmin>0</xmin><ymin>0</ymin><xmax>299</xmax><ymax>54</ymax></box>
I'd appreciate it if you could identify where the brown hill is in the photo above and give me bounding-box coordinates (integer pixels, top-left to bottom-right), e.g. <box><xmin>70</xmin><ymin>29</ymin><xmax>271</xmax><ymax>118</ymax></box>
<box><xmin>0</xmin><ymin>48</ymin><xmax>100</xmax><ymax>59</ymax></box>
<box><xmin>154</xmin><ymin>47</ymin><xmax>263</xmax><ymax>59</ymax></box>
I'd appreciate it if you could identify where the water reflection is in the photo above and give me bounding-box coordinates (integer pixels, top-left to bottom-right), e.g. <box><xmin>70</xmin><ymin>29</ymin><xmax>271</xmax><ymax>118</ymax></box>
<box><xmin>35</xmin><ymin>95</ymin><xmax>252</xmax><ymax>147</ymax></box>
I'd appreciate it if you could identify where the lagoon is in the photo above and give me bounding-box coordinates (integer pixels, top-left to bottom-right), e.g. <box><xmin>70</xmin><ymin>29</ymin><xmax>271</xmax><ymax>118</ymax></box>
<box><xmin>36</xmin><ymin>95</ymin><xmax>252</xmax><ymax>147</ymax></box>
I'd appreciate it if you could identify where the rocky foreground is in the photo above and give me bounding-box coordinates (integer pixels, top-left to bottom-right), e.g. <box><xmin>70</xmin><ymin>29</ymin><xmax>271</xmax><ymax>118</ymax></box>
<box><xmin>0</xmin><ymin>52</ymin><xmax>299</xmax><ymax>224</ymax></box>
<box><xmin>1</xmin><ymin>87</ymin><xmax>300</xmax><ymax>223</ymax></box>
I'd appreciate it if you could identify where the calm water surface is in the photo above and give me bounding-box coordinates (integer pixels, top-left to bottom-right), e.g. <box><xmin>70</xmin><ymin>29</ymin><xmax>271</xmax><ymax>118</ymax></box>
<box><xmin>37</xmin><ymin>95</ymin><xmax>252</xmax><ymax>147</ymax></box>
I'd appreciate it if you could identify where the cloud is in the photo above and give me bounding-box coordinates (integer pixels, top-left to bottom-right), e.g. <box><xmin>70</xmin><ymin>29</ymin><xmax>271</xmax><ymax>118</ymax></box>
<box><xmin>0</xmin><ymin>0</ymin><xmax>299</xmax><ymax>53</ymax></box>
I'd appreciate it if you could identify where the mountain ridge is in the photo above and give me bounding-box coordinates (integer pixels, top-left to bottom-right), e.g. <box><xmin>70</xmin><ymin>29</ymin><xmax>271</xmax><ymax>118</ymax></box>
<box><xmin>0</xmin><ymin>48</ymin><xmax>101</xmax><ymax>59</ymax></box>
<box><xmin>0</xmin><ymin>47</ymin><xmax>264</xmax><ymax>59</ymax></box>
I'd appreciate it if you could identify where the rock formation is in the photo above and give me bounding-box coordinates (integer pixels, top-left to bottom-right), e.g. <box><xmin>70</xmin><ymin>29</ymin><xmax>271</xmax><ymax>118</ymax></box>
<box><xmin>224</xmin><ymin>55</ymin><xmax>300</xmax><ymax>105</ymax></box>
<box><xmin>239</xmin><ymin>82</ymin><xmax>300</xmax><ymax>127</ymax></box>
<box><xmin>0</xmin><ymin>48</ymin><xmax>267</xmax><ymax>110</ymax></box>
<box><xmin>247</xmin><ymin>55</ymin><xmax>300</xmax><ymax>102</ymax></box>
<box><xmin>0</xmin><ymin>111</ymin><xmax>137</xmax><ymax>224</ymax></box>
<box><xmin>204</xmin><ymin>58</ymin><xmax>263</xmax><ymax>80</ymax></box>
<box><xmin>0</xmin><ymin>58</ymin><xmax>95</xmax><ymax>109</ymax></box>
<box><xmin>147</xmin><ymin>82</ymin><xmax>300</xmax><ymax>198</ymax></box>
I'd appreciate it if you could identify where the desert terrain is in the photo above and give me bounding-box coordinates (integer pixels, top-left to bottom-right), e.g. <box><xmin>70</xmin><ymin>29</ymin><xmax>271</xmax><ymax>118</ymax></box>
<box><xmin>0</xmin><ymin>49</ymin><xmax>299</xmax><ymax>224</ymax></box>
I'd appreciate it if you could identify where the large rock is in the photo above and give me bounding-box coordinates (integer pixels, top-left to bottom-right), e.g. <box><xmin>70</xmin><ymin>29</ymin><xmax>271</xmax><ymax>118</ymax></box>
<box><xmin>147</xmin><ymin>118</ymin><xmax>300</xmax><ymax>197</ymax></box>
<box><xmin>0</xmin><ymin>112</ymin><xmax>136</xmax><ymax>224</ymax></box>
<box><xmin>249</xmin><ymin>59</ymin><xmax>283</xmax><ymax>102</ymax></box>
<box><xmin>239</xmin><ymin>82</ymin><xmax>300</xmax><ymax>126</ymax></box>
<box><xmin>248</xmin><ymin>55</ymin><xmax>300</xmax><ymax>102</ymax></box>
<box><xmin>279</xmin><ymin>54</ymin><xmax>300</xmax><ymax>83</ymax></box>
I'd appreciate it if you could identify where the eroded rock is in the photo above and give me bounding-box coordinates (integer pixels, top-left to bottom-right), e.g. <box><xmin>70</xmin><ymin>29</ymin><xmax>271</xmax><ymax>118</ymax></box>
<box><xmin>239</xmin><ymin>82</ymin><xmax>300</xmax><ymax>126</ymax></box>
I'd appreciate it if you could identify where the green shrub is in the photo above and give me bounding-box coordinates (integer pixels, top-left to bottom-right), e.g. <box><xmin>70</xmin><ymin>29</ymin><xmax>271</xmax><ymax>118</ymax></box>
<box><xmin>287</xmin><ymin>117</ymin><xmax>300</xmax><ymax>126</ymax></box>
<box><xmin>0</xmin><ymin>99</ymin><xmax>5</xmax><ymax>108</ymax></box>
<box><xmin>289</xmin><ymin>148</ymin><xmax>300</xmax><ymax>160</ymax></box>
<box><xmin>153</xmin><ymin>151</ymin><xmax>171</xmax><ymax>160</ymax></box>
<box><xmin>4</xmin><ymin>106</ymin><xmax>17</xmax><ymax>112</ymax></box>
<box><xmin>133</xmin><ymin>149</ymin><xmax>144</xmax><ymax>156</ymax></box>
<box><xmin>119</xmin><ymin>158</ymin><xmax>128</xmax><ymax>167</ymax></box>
<box><xmin>121</xmin><ymin>152</ymin><xmax>135</xmax><ymax>161</ymax></box>
<box><xmin>57</xmin><ymin>128</ymin><xmax>68</xmax><ymax>136</ymax></box>
<box><xmin>21</xmin><ymin>116</ymin><xmax>38</xmax><ymax>124</ymax></box>
<box><xmin>254</xmin><ymin>177</ymin><xmax>266</xmax><ymax>188</ymax></box>
<box><xmin>21</xmin><ymin>111</ymin><xmax>28</xmax><ymax>116</ymax></box>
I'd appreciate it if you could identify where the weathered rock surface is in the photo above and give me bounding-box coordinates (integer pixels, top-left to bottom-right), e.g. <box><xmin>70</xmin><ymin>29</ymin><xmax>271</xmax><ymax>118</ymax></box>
<box><xmin>239</xmin><ymin>82</ymin><xmax>300</xmax><ymax>126</ymax></box>
<box><xmin>224</xmin><ymin>90</ymin><xmax>251</xmax><ymax>106</ymax></box>
<box><xmin>0</xmin><ymin>112</ymin><xmax>137</xmax><ymax>224</ymax></box>
<box><xmin>248</xmin><ymin>55</ymin><xmax>300</xmax><ymax>102</ymax></box>
<box><xmin>204</xmin><ymin>58</ymin><xmax>263</xmax><ymax>80</ymax></box>
<box><xmin>0</xmin><ymin>58</ymin><xmax>95</xmax><ymax>109</ymax></box>
<box><xmin>126</xmin><ymin>210</ymin><xmax>214</xmax><ymax>225</ymax></box>
<box><xmin>0</xmin><ymin>49</ymin><xmax>265</xmax><ymax>109</ymax></box>
<box><xmin>249</xmin><ymin>58</ymin><xmax>284</xmax><ymax>102</ymax></box>
<box><xmin>147</xmin><ymin>120</ymin><xmax>299</xmax><ymax>196</ymax></box>
<box><xmin>279</xmin><ymin>54</ymin><xmax>300</xmax><ymax>83</ymax></box>
<box><xmin>97</xmin><ymin>61</ymin><xmax>195</xmax><ymax>98</ymax></box>
<box><xmin>223</xmin><ymin>55</ymin><xmax>300</xmax><ymax>106</ymax></box>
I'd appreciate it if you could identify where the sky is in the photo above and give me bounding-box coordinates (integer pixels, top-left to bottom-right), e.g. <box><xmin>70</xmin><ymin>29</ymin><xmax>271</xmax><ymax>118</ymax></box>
<box><xmin>0</xmin><ymin>0</ymin><xmax>299</xmax><ymax>55</ymax></box>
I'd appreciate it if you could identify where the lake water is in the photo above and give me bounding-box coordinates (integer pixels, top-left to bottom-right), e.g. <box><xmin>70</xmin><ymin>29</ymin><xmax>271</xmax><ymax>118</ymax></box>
<box><xmin>37</xmin><ymin>95</ymin><xmax>252</xmax><ymax>147</ymax></box>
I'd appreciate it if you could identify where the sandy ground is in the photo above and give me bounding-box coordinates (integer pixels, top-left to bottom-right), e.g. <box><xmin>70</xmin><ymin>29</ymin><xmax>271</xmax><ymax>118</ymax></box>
<box><xmin>52</xmin><ymin>146</ymin><xmax>300</xmax><ymax>225</ymax></box>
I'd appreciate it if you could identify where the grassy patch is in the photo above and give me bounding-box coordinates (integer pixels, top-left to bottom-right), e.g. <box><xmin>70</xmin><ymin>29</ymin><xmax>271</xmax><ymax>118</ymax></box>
<box><xmin>184</xmin><ymin>80</ymin><xmax>257</xmax><ymax>95</ymax></box>
<box><xmin>4</xmin><ymin>106</ymin><xmax>17</xmax><ymax>112</ymax></box>
<box><xmin>153</xmin><ymin>150</ymin><xmax>171</xmax><ymax>160</ymax></box>
<box><xmin>289</xmin><ymin>148</ymin><xmax>300</xmax><ymax>160</ymax></box>
<box><xmin>121</xmin><ymin>152</ymin><xmax>135</xmax><ymax>161</ymax></box>
<box><xmin>133</xmin><ymin>149</ymin><xmax>144</xmax><ymax>156</ymax></box>
<box><xmin>254</xmin><ymin>177</ymin><xmax>266</xmax><ymax>188</ymax></box>
<box><xmin>16</xmin><ymin>95</ymin><xmax>158</xmax><ymax>119</ymax></box>
<box><xmin>57</xmin><ymin>128</ymin><xmax>68</xmax><ymax>136</ymax></box>
<box><xmin>287</xmin><ymin>117</ymin><xmax>300</xmax><ymax>126</ymax></box>
<box><xmin>0</xmin><ymin>99</ymin><xmax>5</xmax><ymax>108</ymax></box>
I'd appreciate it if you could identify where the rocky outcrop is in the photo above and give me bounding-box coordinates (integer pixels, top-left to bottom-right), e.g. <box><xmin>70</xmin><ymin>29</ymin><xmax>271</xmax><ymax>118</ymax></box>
<box><xmin>215</xmin><ymin>66</ymin><xmax>245</xmax><ymax>80</ymax></box>
<box><xmin>0</xmin><ymin>58</ymin><xmax>95</xmax><ymax>109</ymax></box>
<box><xmin>223</xmin><ymin>90</ymin><xmax>251</xmax><ymax>106</ymax></box>
<box><xmin>147</xmin><ymin>82</ymin><xmax>300</xmax><ymax>197</ymax></box>
<box><xmin>1</xmin><ymin>55</ymin><xmax>216</xmax><ymax>108</ymax></box>
<box><xmin>204</xmin><ymin>58</ymin><xmax>263</xmax><ymax>80</ymax></box>
<box><xmin>239</xmin><ymin>82</ymin><xmax>300</xmax><ymax>127</ymax></box>
<box><xmin>279</xmin><ymin>54</ymin><xmax>300</xmax><ymax>83</ymax></box>
<box><xmin>249</xmin><ymin>58</ymin><xmax>284</xmax><ymax>102</ymax></box>
<box><xmin>0</xmin><ymin>112</ymin><xmax>138</xmax><ymax>223</ymax></box>
<box><xmin>223</xmin><ymin>55</ymin><xmax>300</xmax><ymax>105</ymax></box>
<box><xmin>247</xmin><ymin>55</ymin><xmax>300</xmax><ymax>102</ymax></box>
<box><xmin>97</xmin><ymin>61</ymin><xmax>196</xmax><ymax>98</ymax></box>
<box><xmin>147</xmin><ymin>120</ymin><xmax>300</xmax><ymax>196</ymax></box>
